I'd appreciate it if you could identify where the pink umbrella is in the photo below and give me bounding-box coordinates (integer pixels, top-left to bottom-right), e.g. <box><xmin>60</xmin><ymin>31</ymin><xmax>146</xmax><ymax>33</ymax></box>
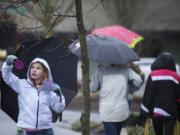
<box><xmin>91</xmin><ymin>25</ymin><xmax>144</xmax><ymax>48</ymax></box>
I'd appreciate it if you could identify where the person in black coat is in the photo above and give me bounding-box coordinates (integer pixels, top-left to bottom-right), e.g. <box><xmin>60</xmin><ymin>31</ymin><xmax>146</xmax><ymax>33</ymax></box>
<box><xmin>139</xmin><ymin>52</ymin><xmax>180</xmax><ymax>135</ymax></box>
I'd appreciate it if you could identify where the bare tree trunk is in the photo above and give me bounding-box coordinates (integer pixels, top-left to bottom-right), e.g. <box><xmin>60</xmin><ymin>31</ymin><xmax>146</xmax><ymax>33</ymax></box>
<box><xmin>42</xmin><ymin>0</ymin><xmax>53</xmax><ymax>37</ymax></box>
<box><xmin>75</xmin><ymin>0</ymin><xmax>90</xmax><ymax>135</ymax></box>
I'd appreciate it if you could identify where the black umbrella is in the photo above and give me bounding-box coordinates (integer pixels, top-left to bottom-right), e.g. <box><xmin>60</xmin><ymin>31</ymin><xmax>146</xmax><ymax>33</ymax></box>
<box><xmin>0</xmin><ymin>37</ymin><xmax>78</xmax><ymax>122</ymax></box>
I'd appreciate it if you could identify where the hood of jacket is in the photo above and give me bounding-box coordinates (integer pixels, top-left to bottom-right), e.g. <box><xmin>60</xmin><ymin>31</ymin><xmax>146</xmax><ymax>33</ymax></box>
<box><xmin>151</xmin><ymin>52</ymin><xmax>176</xmax><ymax>71</ymax></box>
<box><xmin>27</xmin><ymin>58</ymin><xmax>53</xmax><ymax>84</ymax></box>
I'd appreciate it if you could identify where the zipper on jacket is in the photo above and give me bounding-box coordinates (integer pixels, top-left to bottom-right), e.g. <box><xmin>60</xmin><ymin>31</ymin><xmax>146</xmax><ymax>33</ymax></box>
<box><xmin>35</xmin><ymin>91</ymin><xmax>40</xmax><ymax>128</ymax></box>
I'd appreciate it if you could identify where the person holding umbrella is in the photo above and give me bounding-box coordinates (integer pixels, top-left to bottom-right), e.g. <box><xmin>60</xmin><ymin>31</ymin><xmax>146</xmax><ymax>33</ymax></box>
<box><xmin>139</xmin><ymin>52</ymin><xmax>180</xmax><ymax>135</ymax></box>
<box><xmin>1</xmin><ymin>55</ymin><xmax>65</xmax><ymax>135</ymax></box>
<box><xmin>90</xmin><ymin>63</ymin><xmax>142</xmax><ymax>135</ymax></box>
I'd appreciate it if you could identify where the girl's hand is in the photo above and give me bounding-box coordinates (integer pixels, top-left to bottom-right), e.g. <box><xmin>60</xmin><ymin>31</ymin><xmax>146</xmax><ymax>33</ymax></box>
<box><xmin>6</xmin><ymin>55</ymin><xmax>17</xmax><ymax>65</ymax></box>
<box><xmin>42</xmin><ymin>80</ymin><xmax>55</xmax><ymax>92</ymax></box>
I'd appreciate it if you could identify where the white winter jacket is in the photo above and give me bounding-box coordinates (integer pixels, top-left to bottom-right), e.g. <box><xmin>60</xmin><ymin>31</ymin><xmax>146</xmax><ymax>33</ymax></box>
<box><xmin>90</xmin><ymin>65</ymin><xmax>142</xmax><ymax>122</ymax></box>
<box><xmin>2</xmin><ymin>58</ymin><xmax>65</xmax><ymax>129</ymax></box>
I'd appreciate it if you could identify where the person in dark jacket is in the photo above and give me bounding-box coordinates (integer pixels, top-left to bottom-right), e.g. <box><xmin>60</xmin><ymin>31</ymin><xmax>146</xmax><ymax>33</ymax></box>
<box><xmin>139</xmin><ymin>52</ymin><xmax>180</xmax><ymax>135</ymax></box>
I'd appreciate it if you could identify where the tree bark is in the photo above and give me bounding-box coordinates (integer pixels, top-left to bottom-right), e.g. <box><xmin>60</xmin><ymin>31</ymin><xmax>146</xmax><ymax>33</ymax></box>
<box><xmin>75</xmin><ymin>0</ymin><xmax>90</xmax><ymax>135</ymax></box>
<box><xmin>42</xmin><ymin>0</ymin><xmax>53</xmax><ymax>37</ymax></box>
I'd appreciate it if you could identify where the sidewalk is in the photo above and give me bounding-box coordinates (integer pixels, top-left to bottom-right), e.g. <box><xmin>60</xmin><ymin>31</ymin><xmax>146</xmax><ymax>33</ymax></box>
<box><xmin>0</xmin><ymin>109</ymin><xmax>128</xmax><ymax>135</ymax></box>
<box><xmin>0</xmin><ymin>109</ymin><xmax>101</xmax><ymax>135</ymax></box>
<box><xmin>54</xmin><ymin>110</ymin><xmax>101</xmax><ymax>135</ymax></box>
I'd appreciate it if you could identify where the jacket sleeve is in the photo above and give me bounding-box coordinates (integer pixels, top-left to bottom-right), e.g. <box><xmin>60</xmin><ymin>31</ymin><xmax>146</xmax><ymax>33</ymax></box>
<box><xmin>139</xmin><ymin>76</ymin><xmax>154</xmax><ymax>122</ymax></box>
<box><xmin>1</xmin><ymin>62</ymin><xmax>21</xmax><ymax>93</ymax></box>
<box><xmin>128</xmin><ymin>68</ymin><xmax>143</xmax><ymax>94</ymax></box>
<box><xmin>90</xmin><ymin>69</ymin><xmax>101</xmax><ymax>92</ymax></box>
<box><xmin>50</xmin><ymin>91</ymin><xmax>66</xmax><ymax>113</ymax></box>
<box><xmin>128</xmin><ymin>62</ymin><xmax>145</xmax><ymax>82</ymax></box>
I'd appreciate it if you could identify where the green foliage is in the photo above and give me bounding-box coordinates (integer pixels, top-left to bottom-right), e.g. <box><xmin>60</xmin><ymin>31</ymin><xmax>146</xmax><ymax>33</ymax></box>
<box><xmin>127</xmin><ymin>125</ymin><xmax>144</xmax><ymax>135</ymax></box>
<box><xmin>127</xmin><ymin>125</ymin><xmax>155</xmax><ymax>135</ymax></box>
<box><xmin>126</xmin><ymin>112</ymin><xmax>140</xmax><ymax>126</ymax></box>
<box><xmin>0</xmin><ymin>6</ymin><xmax>28</xmax><ymax>15</ymax></box>
<box><xmin>72</xmin><ymin>119</ymin><xmax>103</xmax><ymax>133</ymax></box>
<box><xmin>126</xmin><ymin>112</ymin><xmax>155</xmax><ymax>135</ymax></box>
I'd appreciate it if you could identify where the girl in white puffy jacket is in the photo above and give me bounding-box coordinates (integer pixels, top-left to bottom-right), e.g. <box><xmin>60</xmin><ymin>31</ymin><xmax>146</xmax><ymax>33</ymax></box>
<box><xmin>2</xmin><ymin>55</ymin><xmax>65</xmax><ymax>135</ymax></box>
<box><xmin>90</xmin><ymin>64</ymin><xmax>142</xmax><ymax>135</ymax></box>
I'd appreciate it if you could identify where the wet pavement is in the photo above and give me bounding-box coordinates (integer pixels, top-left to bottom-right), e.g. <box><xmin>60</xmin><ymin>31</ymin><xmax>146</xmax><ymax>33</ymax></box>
<box><xmin>0</xmin><ymin>109</ymin><xmax>103</xmax><ymax>135</ymax></box>
<box><xmin>0</xmin><ymin>109</ymin><xmax>128</xmax><ymax>135</ymax></box>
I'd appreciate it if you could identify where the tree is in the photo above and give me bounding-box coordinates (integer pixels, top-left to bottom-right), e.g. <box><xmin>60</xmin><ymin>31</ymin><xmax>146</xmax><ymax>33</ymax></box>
<box><xmin>0</xmin><ymin>0</ymin><xmax>75</xmax><ymax>37</ymax></box>
<box><xmin>75</xmin><ymin>1</ymin><xmax>90</xmax><ymax>135</ymax></box>
<box><xmin>1</xmin><ymin>1</ymin><xmax>91</xmax><ymax>134</ymax></box>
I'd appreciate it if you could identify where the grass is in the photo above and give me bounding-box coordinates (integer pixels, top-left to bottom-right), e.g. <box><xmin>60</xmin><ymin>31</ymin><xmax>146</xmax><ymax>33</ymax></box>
<box><xmin>71</xmin><ymin>112</ymin><xmax>156</xmax><ymax>135</ymax></box>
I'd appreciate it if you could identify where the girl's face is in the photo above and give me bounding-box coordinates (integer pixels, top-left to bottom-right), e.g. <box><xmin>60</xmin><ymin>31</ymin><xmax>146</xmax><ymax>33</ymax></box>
<box><xmin>29</xmin><ymin>63</ymin><xmax>45</xmax><ymax>82</ymax></box>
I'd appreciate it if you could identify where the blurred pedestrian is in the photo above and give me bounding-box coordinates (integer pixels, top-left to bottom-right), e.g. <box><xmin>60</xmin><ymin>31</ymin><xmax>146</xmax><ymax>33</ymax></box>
<box><xmin>139</xmin><ymin>52</ymin><xmax>180</xmax><ymax>135</ymax></box>
<box><xmin>1</xmin><ymin>55</ymin><xmax>65</xmax><ymax>135</ymax></box>
<box><xmin>90</xmin><ymin>63</ymin><xmax>142</xmax><ymax>135</ymax></box>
